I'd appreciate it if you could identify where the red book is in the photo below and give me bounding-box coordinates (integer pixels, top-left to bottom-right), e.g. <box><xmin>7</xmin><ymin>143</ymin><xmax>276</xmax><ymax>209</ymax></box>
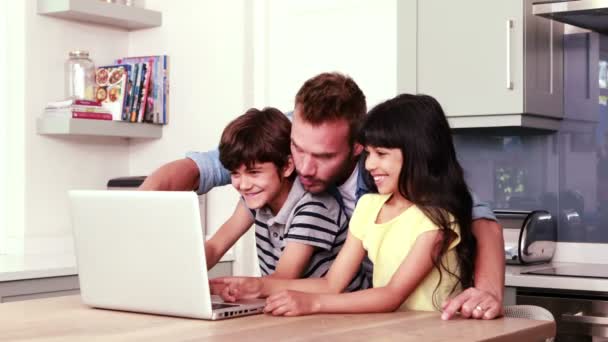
<box><xmin>72</xmin><ymin>111</ymin><xmax>112</xmax><ymax>120</ymax></box>
<box><xmin>44</xmin><ymin>110</ymin><xmax>112</xmax><ymax>120</ymax></box>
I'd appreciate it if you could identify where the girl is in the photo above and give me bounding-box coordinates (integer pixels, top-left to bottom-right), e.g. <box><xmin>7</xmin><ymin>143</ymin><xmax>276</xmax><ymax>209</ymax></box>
<box><xmin>211</xmin><ymin>94</ymin><xmax>476</xmax><ymax>315</ymax></box>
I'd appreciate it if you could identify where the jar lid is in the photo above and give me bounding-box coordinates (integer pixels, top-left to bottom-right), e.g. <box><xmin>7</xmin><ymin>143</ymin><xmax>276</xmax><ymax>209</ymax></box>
<box><xmin>69</xmin><ymin>50</ymin><xmax>89</xmax><ymax>58</ymax></box>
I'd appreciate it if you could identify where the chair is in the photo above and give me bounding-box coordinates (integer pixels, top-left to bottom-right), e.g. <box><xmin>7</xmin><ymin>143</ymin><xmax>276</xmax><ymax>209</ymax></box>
<box><xmin>503</xmin><ymin>305</ymin><xmax>555</xmax><ymax>342</ymax></box>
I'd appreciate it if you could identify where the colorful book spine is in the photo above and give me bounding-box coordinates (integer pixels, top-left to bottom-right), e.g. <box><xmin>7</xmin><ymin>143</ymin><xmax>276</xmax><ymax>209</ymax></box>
<box><xmin>115</xmin><ymin>55</ymin><xmax>169</xmax><ymax>125</ymax></box>
<box><xmin>129</xmin><ymin>63</ymin><xmax>141</xmax><ymax>122</ymax></box>
<box><xmin>138</xmin><ymin>61</ymin><xmax>152</xmax><ymax>123</ymax></box>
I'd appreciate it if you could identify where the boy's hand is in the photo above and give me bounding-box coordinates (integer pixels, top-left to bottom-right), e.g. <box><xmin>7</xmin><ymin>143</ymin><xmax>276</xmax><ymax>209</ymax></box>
<box><xmin>209</xmin><ymin>277</ymin><xmax>263</xmax><ymax>302</ymax></box>
<box><xmin>264</xmin><ymin>290</ymin><xmax>321</xmax><ymax>316</ymax></box>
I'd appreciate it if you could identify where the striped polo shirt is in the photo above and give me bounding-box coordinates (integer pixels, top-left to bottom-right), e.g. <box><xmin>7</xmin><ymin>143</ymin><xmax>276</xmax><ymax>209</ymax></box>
<box><xmin>250</xmin><ymin>179</ymin><xmax>370</xmax><ymax>291</ymax></box>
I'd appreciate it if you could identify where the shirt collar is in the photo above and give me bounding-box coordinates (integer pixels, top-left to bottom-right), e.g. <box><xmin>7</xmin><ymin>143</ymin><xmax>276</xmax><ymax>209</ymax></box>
<box><xmin>258</xmin><ymin>179</ymin><xmax>305</xmax><ymax>226</ymax></box>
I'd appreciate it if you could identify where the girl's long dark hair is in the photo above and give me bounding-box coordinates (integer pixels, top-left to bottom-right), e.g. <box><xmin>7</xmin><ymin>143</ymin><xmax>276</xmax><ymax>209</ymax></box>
<box><xmin>359</xmin><ymin>94</ymin><xmax>475</xmax><ymax>309</ymax></box>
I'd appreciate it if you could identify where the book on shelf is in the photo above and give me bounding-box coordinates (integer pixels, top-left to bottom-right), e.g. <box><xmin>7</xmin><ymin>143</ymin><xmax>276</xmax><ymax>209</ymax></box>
<box><xmin>43</xmin><ymin>109</ymin><xmax>113</xmax><ymax>121</ymax></box>
<box><xmin>116</xmin><ymin>55</ymin><xmax>169</xmax><ymax>124</ymax></box>
<box><xmin>95</xmin><ymin>64</ymin><xmax>131</xmax><ymax>121</ymax></box>
<box><xmin>46</xmin><ymin>99</ymin><xmax>102</xmax><ymax>109</ymax></box>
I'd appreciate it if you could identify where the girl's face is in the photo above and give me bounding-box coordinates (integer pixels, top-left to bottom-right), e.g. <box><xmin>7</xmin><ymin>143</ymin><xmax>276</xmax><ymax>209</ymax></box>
<box><xmin>364</xmin><ymin>146</ymin><xmax>403</xmax><ymax>195</ymax></box>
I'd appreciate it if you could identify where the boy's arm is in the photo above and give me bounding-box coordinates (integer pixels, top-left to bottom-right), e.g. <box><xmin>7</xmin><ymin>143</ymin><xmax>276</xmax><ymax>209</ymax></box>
<box><xmin>442</xmin><ymin>193</ymin><xmax>504</xmax><ymax>320</ymax></box>
<box><xmin>269</xmin><ymin>243</ymin><xmax>315</xmax><ymax>279</ymax></box>
<box><xmin>264</xmin><ymin>230</ymin><xmax>442</xmax><ymax>316</ymax></box>
<box><xmin>140</xmin><ymin>150</ymin><xmax>231</xmax><ymax>194</ymax></box>
<box><xmin>205</xmin><ymin>202</ymin><xmax>254</xmax><ymax>270</ymax></box>
<box><xmin>270</xmin><ymin>195</ymin><xmax>347</xmax><ymax>279</ymax></box>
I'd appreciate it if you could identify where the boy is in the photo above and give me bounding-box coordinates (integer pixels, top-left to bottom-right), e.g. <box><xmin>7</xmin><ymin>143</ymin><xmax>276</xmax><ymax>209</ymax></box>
<box><xmin>205</xmin><ymin>107</ymin><xmax>368</xmax><ymax>290</ymax></box>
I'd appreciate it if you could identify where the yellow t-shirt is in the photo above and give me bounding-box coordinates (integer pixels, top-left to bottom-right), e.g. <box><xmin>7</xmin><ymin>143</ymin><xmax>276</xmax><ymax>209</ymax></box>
<box><xmin>349</xmin><ymin>193</ymin><xmax>462</xmax><ymax>311</ymax></box>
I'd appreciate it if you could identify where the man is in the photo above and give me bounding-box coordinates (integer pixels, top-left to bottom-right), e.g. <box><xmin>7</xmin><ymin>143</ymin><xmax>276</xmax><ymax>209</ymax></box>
<box><xmin>141</xmin><ymin>72</ymin><xmax>505</xmax><ymax>320</ymax></box>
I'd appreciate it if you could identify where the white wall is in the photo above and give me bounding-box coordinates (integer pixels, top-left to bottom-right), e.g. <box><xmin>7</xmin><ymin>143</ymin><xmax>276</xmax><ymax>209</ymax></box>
<box><xmin>5</xmin><ymin>1</ymin><xmax>131</xmax><ymax>254</ymax></box>
<box><xmin>7</xmin><ymin>0</ymin><xmax>405</xmax><ymax>260</ymax></box>
<box><xmin>259</xmin><ymin>0</ymin><xmax>402</xmax><ymax>111</ymax></box>
<box><xmin>0</xmin><ymin>0</ymin><xmax>9</xmax><ymax>253</ymax></box>
<box><xmin>126</xmin><ymin>1</ymin><xmax>250</xmax><ymax>253</ymax></box>
<box><xmin>4</xmin><ymin>0</ymin><xmax>253</xmax><ymax>256</ymax></box>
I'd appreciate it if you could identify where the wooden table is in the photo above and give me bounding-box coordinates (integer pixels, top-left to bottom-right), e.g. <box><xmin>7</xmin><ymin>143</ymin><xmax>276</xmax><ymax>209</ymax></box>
<box><xmin>0</xmin><ymin>295</ymin><xmax>554</xmax><ymax>341</ymax></box>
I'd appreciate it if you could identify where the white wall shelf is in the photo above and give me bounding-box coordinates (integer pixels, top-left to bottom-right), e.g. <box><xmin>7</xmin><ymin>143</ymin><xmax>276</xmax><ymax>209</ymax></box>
<box><xmin>37</xmin><ymin>0</ymin><xmax>162</xmax><ymax>31</ymax></box>
<box><xmin>37</xmin><ymin>117</ymin><xmax>163</xmax><ymax>139</ymax></box>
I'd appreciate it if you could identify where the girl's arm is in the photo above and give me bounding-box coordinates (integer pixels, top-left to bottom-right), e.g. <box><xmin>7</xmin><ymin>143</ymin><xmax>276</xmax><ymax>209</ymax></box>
<box><xmin>205</xmin><ymin>202</ymin><xmax>254</xmax><ymax>270</ymax></box>
<box><xmin>264</xmin><ymin>230</ymin><xmax>442</xmax><ymax>316</ymax></box>
<box><xmin>211</xmin><ymin>231</ymin><xmax>366</xmax><ymax>300</ymax></box>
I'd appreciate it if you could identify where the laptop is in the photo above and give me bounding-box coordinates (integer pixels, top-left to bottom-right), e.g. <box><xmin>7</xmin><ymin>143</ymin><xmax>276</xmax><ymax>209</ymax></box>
<box><xmin>68</xmin><ymin>190</ymin><xmax>265</xmax><ymax>320</ymax></box>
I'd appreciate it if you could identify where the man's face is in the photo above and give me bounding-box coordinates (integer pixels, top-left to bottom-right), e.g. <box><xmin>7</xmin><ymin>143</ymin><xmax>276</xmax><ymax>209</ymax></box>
<box><xmin>290</xmin><ymin>107</ymin><xmax>357</xmax><ymax>193</ymax></box>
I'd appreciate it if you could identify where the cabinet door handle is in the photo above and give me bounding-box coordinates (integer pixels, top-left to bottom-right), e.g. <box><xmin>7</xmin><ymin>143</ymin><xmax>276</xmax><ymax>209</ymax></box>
<box><xmin>562</xmin><ymin>313</ymin><xmax>608</xmax><ymax>325</ymax></box>
<box><xmin>549</xmin><ymin>20</ymin><xmax>554</xmax><ymax>94</ymax></box>
<box><xmin>506</xmin><ymin>19</ymin><xmax>514</xmax><ymax>90</ymax></box>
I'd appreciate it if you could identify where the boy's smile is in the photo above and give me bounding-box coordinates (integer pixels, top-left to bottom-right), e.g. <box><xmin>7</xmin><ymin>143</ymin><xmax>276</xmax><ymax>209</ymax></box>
<box><xmin>230</xmin><ymin>161</ymin><xmax>294</xmax><ymax>214</ymax></box>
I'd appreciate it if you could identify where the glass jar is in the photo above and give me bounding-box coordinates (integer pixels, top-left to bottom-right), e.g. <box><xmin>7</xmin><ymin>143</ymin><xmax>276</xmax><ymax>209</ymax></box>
<box><xmin>65</xmin><ymin>50</ymin><xmax>95</xmax><ymax>100</ymax></box>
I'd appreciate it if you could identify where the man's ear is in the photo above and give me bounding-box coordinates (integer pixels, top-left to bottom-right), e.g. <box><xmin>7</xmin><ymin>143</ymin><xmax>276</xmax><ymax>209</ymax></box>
<box><xmin>353</xmin><ymin>142</ymin><xmax>364</xmax><ymax>158</ymax></box>
<box><xmin>282</xmin><ymin>156</ymin><xmax>296</xmax><ymax>178</ymax></box>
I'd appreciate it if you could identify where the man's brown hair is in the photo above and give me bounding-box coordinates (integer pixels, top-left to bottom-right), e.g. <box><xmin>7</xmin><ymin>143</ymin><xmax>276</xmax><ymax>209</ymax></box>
<box><xmin>219</xmin><ymin>107</ymin><xmax>291</xmax><ymax>172</ymax></box>
<box><xmin>295</xmin><ymin>72</ymin><xmax>367</xmax><ymax>144</ymax></box>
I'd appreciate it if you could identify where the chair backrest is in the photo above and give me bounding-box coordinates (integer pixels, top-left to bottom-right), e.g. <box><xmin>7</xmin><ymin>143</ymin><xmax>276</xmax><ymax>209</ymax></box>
<box><xmin>503</xmin><ymin>305</ymin><xmax>555</xmax><ymax>342</ymax></box>
<box><xmin>504</xmin><ymin>305</ymin><xmax>555</xmax><ymax>321</ymax></box>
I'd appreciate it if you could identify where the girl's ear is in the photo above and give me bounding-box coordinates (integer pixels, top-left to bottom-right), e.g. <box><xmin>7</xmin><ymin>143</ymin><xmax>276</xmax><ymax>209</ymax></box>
<box><xmin>282</xmin><ymin>155</ymin><xmax>296</xmax><ymax>178</ymax></box>
<box><xmin>353</xmin><ymin>142</ymin><xmax>364</xmax><ymax>158</ymax></box>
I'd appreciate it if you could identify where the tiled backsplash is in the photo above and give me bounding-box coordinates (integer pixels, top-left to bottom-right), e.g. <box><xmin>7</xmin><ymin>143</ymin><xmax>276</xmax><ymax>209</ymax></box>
<box><xmin>454</xmin><ymin>113</ymin><xmax>608</xmax><ymax>243</ymax></box>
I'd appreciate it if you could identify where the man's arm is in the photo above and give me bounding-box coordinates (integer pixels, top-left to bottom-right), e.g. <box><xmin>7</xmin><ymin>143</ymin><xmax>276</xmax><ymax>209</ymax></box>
<box><xmin>472</xmin><ymin>219</ymin><xmax>505</xmax><ymax>312</ymax></box>
<box><xmin>140</xmin><ymin>158</ymin><xmax>200</xmax><ymax>191</ymax></box>
<box><xmin>442</xmin><ymin>212</ymin><xmax>505</xmax><ymax>320</ymax></box>
<box><xmin>140</xmin><ymin>150</ymin><xmax>231</xmax><ymax>193</ymax></box>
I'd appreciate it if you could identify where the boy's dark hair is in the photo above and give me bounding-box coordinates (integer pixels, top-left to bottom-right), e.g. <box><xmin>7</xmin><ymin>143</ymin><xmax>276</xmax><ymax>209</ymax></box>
<box><xmin>359</xmin><ymin>94</ymin><xmax>476</xmax><ymax>309</ymax></box>
<box><xmin>295</xmin><ymin>72</ymin><xmax>366</xmax><ymax>145</ymax></box>
<box><xmin>219</xmin><ymin>107</ymin><xmax>292</xmax><ymax>173</ymax></box>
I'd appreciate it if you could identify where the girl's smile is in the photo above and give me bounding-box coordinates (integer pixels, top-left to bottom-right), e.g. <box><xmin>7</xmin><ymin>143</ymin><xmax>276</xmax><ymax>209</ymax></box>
<box><xmin>364</xmin><ymin>146</ymin><xmax>403</xmax><ymax>195</ymax></box>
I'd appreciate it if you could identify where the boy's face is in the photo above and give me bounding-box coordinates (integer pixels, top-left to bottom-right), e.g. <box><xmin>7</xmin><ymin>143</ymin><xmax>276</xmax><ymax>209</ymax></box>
<box><xmin>230</xmin><ymin>161</ymin><xmax>291</xmax><ymax>211</ymax></box>
<box><xmin>290</xmin><ymin>107</ymin><xmax>363</xmax><ymax>193</ymax></box>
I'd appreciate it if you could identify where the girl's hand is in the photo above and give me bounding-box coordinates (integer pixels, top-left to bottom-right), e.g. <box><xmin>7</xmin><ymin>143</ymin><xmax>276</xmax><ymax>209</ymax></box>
<box><xmin>264</xmin><ymin>290</ymin><xmax>321</xmax><ymax>316</ymax></box>
<box><xmin>209</xmin><ymin>277</ymin><xmax>263</xmax><ymax>302</ymax></box>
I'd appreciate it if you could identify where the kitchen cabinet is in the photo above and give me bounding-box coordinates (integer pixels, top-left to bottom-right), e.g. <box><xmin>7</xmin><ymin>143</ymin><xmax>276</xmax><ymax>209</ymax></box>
<box><xmin>0</xmin><ymin>275</ymin><xmax>79</xmax><ymax>303</ymax></box>
<box><xmin>417</xmin><ymin>0</ymin><xmax>564</xmax><ymax>129</ymax></box>
<box><xmin>563</xmin><ymin>27</ymin><xmax>601</xmax><ymax>123</ymax></box>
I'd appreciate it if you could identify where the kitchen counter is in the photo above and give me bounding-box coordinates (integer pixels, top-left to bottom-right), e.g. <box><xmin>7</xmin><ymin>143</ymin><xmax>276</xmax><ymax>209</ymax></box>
<box><xmin>0</xmin><ymin>253</ymin><xmax>77</xmax><ymax>282</ymax></box>
<box><xmin>0</xmin><ymin>295</ymin><xmax>555</xmax><ymax>341</ymax></box>
<box><xmin>506</xmin><ymin>262</ymin><xmax>608</xmax><ymax>292</ymax></box>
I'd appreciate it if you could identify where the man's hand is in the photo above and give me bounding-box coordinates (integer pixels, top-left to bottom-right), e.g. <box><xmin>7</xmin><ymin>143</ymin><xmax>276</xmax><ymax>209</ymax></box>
<box><xmin>209</xmin><ymin>277</ymin><xmax>264</xmax><ymax>302</ymax></box>
<box><xmin>264</xmin><ymin>290</ymin><xmax>321</xmax><ymax>316</ymax></box>
<box><xmin>441</xmin><ymin>287</ymin><xmax>503</xmax><ymax>320</ymax></box>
